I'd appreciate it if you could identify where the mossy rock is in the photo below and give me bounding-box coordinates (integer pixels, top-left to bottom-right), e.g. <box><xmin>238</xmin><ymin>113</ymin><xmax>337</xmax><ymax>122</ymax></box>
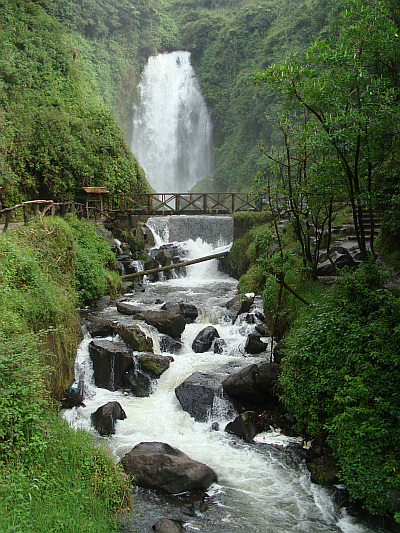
<box><xmin>136</xmin><ymin>353</ymin><xmax>174</xmax><ymax>377</ymax></box>
<box><xmin>112</xmin><ymin>323</ymin><xmax>153</xmax><ymax>352</ymax></box>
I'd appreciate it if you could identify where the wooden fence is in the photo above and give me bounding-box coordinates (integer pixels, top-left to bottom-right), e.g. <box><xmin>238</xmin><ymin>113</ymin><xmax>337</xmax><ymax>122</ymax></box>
<box><xmin>0</xmin><ymin>193</ymin><xmax>262</xmax><ymax>231</ymax></box>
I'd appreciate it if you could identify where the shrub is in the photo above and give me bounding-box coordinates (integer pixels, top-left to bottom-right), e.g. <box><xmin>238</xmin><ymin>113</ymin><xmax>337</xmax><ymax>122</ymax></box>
<box><xmin>65</xmin><ymin>217</ymin><xmax>116</xmax><ymax>305</ymax></box>
<box><xmin>279</xmin><ymin>262</ymin><xmax>400</xmax><ymax>516</ymax></box>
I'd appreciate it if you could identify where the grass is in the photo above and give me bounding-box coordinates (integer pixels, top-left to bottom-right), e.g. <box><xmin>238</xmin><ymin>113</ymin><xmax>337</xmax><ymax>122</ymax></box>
<box><xmin>0</xmin><ymin>417</ymin><xmax>130</xmax><ymax>533</ymax></box>
<box><xmin>0</xmin><ymin>217</ymin><xmax>128</xmax><ymax>532</ymax></box>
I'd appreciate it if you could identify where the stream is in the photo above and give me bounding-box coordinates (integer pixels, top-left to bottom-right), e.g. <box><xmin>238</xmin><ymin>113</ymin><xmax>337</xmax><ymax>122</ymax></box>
<box><xmin>63</xmin><ymin>215</ymin><xmax>386</xmax><ymax>533</ymax></box>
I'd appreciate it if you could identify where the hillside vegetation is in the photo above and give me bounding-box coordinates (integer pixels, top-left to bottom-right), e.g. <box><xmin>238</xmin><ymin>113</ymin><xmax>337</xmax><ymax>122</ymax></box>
<box><xmin>0</xmin><ymin>217</ymin><xmax>129</xmax><ymax>531</ymax></box>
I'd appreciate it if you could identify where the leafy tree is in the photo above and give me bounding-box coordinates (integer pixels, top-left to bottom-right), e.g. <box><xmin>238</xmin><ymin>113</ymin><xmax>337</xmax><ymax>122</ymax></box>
<box><xmin>255</xmin><ymin>0</ymin><xmax>400</xmax><ymax>259</ymax></box>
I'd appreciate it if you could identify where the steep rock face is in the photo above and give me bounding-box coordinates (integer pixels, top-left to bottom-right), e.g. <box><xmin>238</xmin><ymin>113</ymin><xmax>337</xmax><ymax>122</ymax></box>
<box><xmin>88</xmin><ymin>339</ymin><xmax>172</xmax><ymax>395</ymax></box>
<box><xmin>89</xmin><ymin>339</ymin><xmax>132</xmax><ymax>391</ymax></box>
<box><xmin>120</xmin><ymin>441</ymin><xmax>217</xmax><ymax>494</ymax></box>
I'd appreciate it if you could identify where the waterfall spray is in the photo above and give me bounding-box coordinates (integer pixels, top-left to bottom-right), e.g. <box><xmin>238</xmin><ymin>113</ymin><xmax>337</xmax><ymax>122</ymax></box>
<box><xmin>131</xmin><ymin>52</ymin><xmax>215</xmax><ymax>192</ymax></box>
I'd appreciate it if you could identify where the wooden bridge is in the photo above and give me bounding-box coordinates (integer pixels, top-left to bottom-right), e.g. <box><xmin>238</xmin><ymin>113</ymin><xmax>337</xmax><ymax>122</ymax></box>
<box><xmin>0</xmin><ymin>193</ymin><xmax>261</xmax><ymax>230</ymax></box>
<box><xmin>107</xmin><ymin>192</ymin><xmax>260</xmax><ymax>216</ymax></box>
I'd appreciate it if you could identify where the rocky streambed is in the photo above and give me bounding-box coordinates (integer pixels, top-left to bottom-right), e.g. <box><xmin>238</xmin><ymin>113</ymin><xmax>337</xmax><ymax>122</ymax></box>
<box><xmin>62</xmin><ymin>217</ymin><xmax>385</xmax><ymax>533</ymax></box>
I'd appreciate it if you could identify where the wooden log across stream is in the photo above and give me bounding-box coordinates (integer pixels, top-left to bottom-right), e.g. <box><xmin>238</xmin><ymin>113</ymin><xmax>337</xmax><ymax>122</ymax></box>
<box><xmin>122</xmin><ymin>251</ymin><xmax>229</xmax><ymax>280</ymax></box>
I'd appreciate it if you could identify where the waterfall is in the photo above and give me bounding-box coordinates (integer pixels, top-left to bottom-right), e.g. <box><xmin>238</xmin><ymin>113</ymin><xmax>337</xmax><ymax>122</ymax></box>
<box><xmin>131</xmin><ymin>51</ymin><xmax>215</xmax><ymax>192</ymax></box>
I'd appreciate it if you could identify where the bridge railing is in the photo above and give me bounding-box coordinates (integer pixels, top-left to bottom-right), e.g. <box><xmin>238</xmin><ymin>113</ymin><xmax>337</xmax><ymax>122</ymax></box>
<box><xmin>0</xmin><ymin>200</ymin><xmax>87</xmax><ymax>231</ymax></box>
<box><xmin>107</xmin><ymin>192</ymin><xmax>260</xmax><ymax>215</ymax></box>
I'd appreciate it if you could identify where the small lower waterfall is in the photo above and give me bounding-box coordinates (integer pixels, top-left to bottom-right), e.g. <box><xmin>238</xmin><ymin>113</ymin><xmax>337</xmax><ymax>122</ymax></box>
<box><xmin>131</xmin><ymin>52</ymin><xmax>215</xmax><ymax>192</ymax></box>
<box><xmin>64</xmin><ymin>216</ymin><xmax>382</xmax><ymax>533</ymax></box>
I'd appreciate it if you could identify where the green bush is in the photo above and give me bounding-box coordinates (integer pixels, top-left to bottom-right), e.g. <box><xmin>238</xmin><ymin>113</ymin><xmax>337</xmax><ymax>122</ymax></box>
<box><xmin>279</xmin><ymin>262</ymin><xmax>400</xmax><ymax>516</ymax></box>
<box><xmin>66</xmin><ymin>217</ymin><xmax>116</xmax><ymax>305</ymax></box>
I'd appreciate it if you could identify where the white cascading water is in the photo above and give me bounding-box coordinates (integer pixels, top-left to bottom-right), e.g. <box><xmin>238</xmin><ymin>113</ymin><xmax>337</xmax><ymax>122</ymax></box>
<box><xmin>131</xmin><ymin>51</ymin><xmax>215</xmax><ymax>192</ymax></box>
<box><xmin>63</xmin><ymin>216</ymin><xmax>380</xmax><ymax>533</ymax></box>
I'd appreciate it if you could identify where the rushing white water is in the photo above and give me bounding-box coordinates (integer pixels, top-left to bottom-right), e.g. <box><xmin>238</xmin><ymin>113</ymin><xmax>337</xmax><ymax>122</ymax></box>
<box><xmin>64</xmin><ymin>217</ymin><xmax>382</xmax><ymax>533</ymax></box>
<box><xmin>131</xmin><ymin>51</ymin><xmax>215</xmax><ymax>192</ymax></box>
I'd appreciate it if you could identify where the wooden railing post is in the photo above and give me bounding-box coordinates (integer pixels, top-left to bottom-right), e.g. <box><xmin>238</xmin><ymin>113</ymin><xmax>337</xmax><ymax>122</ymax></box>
<box><xmin>23</xmin><ymin>204</ymin><xmax>29</xmax><ymax>225</ymax></box>
<box><xmin>176</xmin><ymin>194</ymin><xmax>180</xmax><ymax>213</ymax></box>
<box><xmin>203</xmin><ymin>194</ymin><xmax>207</xmax><ymax>212</ymax></box>
<box><xmin>4</xmin><ymin>210</ymin><xmax>11</xmax><ymax>231</ymax></box>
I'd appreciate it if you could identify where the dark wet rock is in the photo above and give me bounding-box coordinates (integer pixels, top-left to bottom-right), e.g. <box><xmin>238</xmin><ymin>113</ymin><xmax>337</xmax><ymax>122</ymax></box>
<box><xmin>244</xmin><ymin>333</ymin><xmax>268</xmax><ymax>354</ymax></box>
<box><xmin>192</xmin><ymin>326</ymin><xmax>219</xmax><ymax>353</ymax></box>
<box><xmin>175</xmin><ymin>371</ymin><xmax>236</xmax><ymax>422</ymax></box>
<box><xmin>90</xmin><ymin>401</ymin><xmax>126</xmax><ymax>436</ymax></box>
<box><xmin>179</xmin><ymin>303</ymin><xmax>198</xmax><ymax>324</ymax></box>
<box><xmin>307</xmin><ymin>454</ymin><xmax>339</xmax><ymax>485</ymax></box>
<box><xmin>222</xmin><ymin>362</ymin><xmax>281</xmax><ymax>410</ymax></box>
<box><xmin>153</xmin><ymin>518</ymin><xmax>186</xmax><ymax>533</ymax></box>
<box><xmin>89</xmin><ymin>339</ymin><xmax>132</xmax><ymax>391</ymax></box>
<box><xmin>84</xmin><ymin>316</ymin><xmax>114</xmax><ymax>337</ymax></box>
<box><xmin>121</xmin><ymin>441</ymin><xmax>217</xmax><ymax>494</ymax></box>
<box><xmin>306</xmin><ymin>432</ymin><xmax>339</xmax><ymax>485</ymax></box>
<box><xmin>124</xmin><ymin>367</ymin><xmax>153</xmax><ymax>397</ymax></box>
<box><xmin>156</xmin><ymin>249</ymin><xmax>173</xmax><ymax>267</ymax></box>
<box><xmin>255</xmin><ymin>324</ymin><xmax>269</xmax><ymax>336</ymax></box>
<box><xmin>225</xmin><ymin>293</ymin><xmax>254</xmax><ymax>323</ymax></box>
<box><xmin>137</xmin><ymin>310</ymin><xmax>186</xmax><ymax>338</ymax></box>
<box><xmin>213</xmin><ymin>338</ymin><xmax>226</xmax><ymax>354</ymax></box>
<box><xmin>225</xmin><ymin>411</ymin><xmax>265</xmax><ymax>442</ymax></box>
<box><xmin>159</xmin><ymin>334</ymin><xmax>185</xmax><ymax>354</ymax></box>
<box><xmin>317</xmin><ymin>247</ymin><xmax>356</xmax><ymax>276</ymax></box>
<box><xmin>161</xmin><ymin>302</ymin><xmax>199</xmax><ymax>324</ymax></box>
<box><xmin>61</xmin><ymin>381</ymin><xmax>84</xmax><ymax>409</ymax></box>
<box><xmin>136</xmin><ymin>353</ymin><xmax>174</xmax><ymax>378</ymax></box>
<box><xmin>116</xmin><ymin>301</ymin><xmax>142</xmax><ymax>315</ymax></box>
<box><xmin>89</xmin><ymin>340</ymin><xmax>159</xmax><ymax>396</ymax></box>
<box><xmin>111</xmin><ymin>323</ymin><xmax>153</xmax><ymax>352</ymax></box>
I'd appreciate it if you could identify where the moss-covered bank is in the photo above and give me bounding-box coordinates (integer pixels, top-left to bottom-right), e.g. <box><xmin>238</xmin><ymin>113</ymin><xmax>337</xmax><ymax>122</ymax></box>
<box><xmin>0</xmin><ymin>217</ymin><xmax>129</xmax><ymax>531</ymax></box>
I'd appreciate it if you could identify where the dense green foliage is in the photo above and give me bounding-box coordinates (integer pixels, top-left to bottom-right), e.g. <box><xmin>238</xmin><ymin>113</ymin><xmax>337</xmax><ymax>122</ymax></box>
<box><xmin>280</xmin><ymin>263</ymin><xmax>400</xmax><ymax>516</ymax></box>
<box><xmin>0</xmin><ymin>0</ymin><xmax>152</xmax><ymax>206</ymax></box>
<box><xmin>163</xmin><ymin>0</ymin><xmax>331</xmax><ymax>191</ymax></box>
<box><xmin>65</xmin><ymin>216</ymin><xmax>116</xmax><ymax>304</ymax></box>
<box><xmin>0</xmin><ymin>218</ymin><xmax>128</xmax><ymax>530</ymax></box>
<box><xmin>255</xmin><ymin>0</ymin><xmax>400</xmax><ymax>259</ymax></box>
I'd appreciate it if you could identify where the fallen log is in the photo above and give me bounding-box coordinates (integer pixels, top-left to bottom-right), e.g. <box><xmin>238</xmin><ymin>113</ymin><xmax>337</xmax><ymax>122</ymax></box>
<box><xmin>122</xmin><ymin>251</ymin><xmax>229</xmax><ymax>280</ymax></box>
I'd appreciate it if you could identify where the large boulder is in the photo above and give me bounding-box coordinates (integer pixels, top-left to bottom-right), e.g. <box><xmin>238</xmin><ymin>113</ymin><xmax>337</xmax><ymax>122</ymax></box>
<box><xmin>120</xmin><ymin>441</ymin><xmax>217</xmax><ymax>494</ymax></box>
<box><xmin>175</xmin><ymin>369</ymin><xmax>237</xmax><ymax>422</ymax></box>
<box><xmin>116</xmin><ymin>301</ymin><xmax>142</xmax><ymax>315</ymax></box>
<box><xmin>111</xmin><ymin>323</ymin><xmax>153</xmax><ymax>352</ymax></box>
<box><xmin>225</xmin><ymin>293</ymin><xmax>254</xmax><ymax>323</ymax></box>
<box><xmin>88</xmin><ymin>339</ymin><xmax>158</xmax><ymax>396</ymax></box>
<box><xmin>84</xmin><ymin>315</ymin><xmax>114</xmax><ymax>337</ymax></box>
<box><xmin>244</xmin><ymin>333</ymin><xmax>268</xmax><ymax>354</ymax></box>
<box><xmin>161</xmin><ymin>302</ymin><xmax>199</xmax><ymax>324</ymax></box>
<box><xmin>225</xmin><ymin>411</ymin><xmax>265</xmax><ymax>442</ymax></box>
<box><xmin>137</xmin><ymin>310</ymin><xmax>186</xmax><ymax>338</ymax></box>
<box><xmin>89</xmin><ymin>339</ymin><xmax>132</xmax><ymax>391</ymax></box>
<box><xmin>222</xmin><ymin>362</ymin><xmax>282</xmax><ymax>410</ymax></box>
<box><xmin>91</xmin><ymin>401</ymin><xmax>127</xmax><ymax>436</ymax></box>
<box><xmin>191</xmin><ymin>326</ymin><xmax>220</xmax><ymax>353</ymax></box>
